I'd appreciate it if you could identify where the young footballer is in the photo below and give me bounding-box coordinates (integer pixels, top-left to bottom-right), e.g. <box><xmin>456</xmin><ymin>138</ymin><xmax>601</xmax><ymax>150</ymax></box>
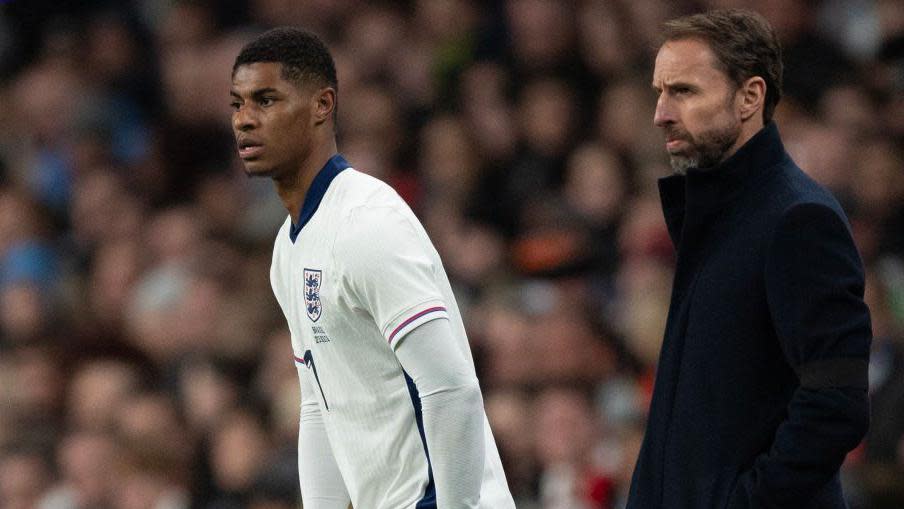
<box><xmin>230</xmin><ymin>28</ymin><xmax>515</xmax><ymax>509</ymax></box>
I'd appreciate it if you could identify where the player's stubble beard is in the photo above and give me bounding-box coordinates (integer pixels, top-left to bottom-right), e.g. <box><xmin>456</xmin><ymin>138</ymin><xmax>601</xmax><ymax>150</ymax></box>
<box><xmin>666</xmin><ymin>106</ymin><xmax>741</xmax><ymax>175</ymax></box>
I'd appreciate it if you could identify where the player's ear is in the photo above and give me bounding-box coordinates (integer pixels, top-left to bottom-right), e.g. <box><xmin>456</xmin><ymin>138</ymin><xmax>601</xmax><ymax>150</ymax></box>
<box><xmin>313</xmin><ymin>87</ymin><xmax>336</xmax><ymax>125</ymax></box>
<box><xmin>737</xmin><ymin>76</ymin><xmax>765</xmax><ymax>122</ymax></box>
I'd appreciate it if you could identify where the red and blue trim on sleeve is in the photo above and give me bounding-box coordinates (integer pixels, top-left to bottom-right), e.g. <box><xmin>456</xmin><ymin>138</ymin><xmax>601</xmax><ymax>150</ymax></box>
<box><xmin>388</xmin><ymin>306</ymin><xmax>448</xmax><ymax>346</ymax></box>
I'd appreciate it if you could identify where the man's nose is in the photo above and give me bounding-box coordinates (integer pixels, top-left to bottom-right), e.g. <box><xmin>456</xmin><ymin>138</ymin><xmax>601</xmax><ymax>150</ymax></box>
<box><xmin>233</xmin><ymin>106</ymin><xmax>257</xmax><ymax>132</ymax></box>
<box><xmin>653</xmin><ymin>95</ymin><xmax>674</xmax><ymax>128</ymax></box>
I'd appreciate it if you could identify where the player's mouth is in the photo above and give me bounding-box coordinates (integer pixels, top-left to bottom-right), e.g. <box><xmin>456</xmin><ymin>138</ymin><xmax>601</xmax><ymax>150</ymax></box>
<box><xmin>238</xmin><ymin>138</ymin><xmax>264</xmax><ymax>159</ymax></box>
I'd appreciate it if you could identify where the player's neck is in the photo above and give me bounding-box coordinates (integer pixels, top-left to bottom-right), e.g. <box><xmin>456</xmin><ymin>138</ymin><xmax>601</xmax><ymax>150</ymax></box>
<box><xmin>274</xmin><ymin>139</ymin><xmax>339</xmax><ymax>224</ymax></box>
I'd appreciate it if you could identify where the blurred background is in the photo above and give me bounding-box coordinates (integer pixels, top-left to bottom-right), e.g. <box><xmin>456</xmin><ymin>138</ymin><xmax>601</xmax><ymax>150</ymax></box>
<box><xmin>0</xmin><ymin>0</ymin><xmax>902</xmax><ymax>508</ymax></box>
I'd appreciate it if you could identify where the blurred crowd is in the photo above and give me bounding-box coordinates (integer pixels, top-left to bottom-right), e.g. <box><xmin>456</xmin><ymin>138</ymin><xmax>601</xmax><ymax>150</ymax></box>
<box><xmin>0</xmin><ymin>0</ymin><xmax>903</xmax><ymax>508</ymax></box>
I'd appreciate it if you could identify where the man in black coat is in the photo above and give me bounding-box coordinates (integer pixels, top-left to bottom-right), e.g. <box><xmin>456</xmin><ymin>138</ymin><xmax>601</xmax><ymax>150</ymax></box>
<box><xmin>627</xmin><ymin>9</ymin><xmax>872</xmax><ymax>509</ymax></box>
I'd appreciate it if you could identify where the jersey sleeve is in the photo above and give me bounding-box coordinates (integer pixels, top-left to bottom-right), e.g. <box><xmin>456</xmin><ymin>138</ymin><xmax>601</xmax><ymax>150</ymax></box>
<box><xmin>335</xmin><ymin>204</ymin><xmax>449</xmax><ymax>349</ymax></box>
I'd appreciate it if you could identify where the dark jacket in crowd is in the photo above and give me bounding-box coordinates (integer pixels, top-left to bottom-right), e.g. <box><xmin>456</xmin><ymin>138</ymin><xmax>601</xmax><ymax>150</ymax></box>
<box><xmin>627</xmin><ymin>122</ymin><xmax>872</xmax><ymax>509</ymax></box>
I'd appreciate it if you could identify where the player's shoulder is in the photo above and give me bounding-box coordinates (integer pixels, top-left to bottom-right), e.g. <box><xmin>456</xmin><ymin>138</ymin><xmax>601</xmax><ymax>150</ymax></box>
<box><xmin>270</xmin><ymin>216</ymin><xmax>295</xmax><ymax>284</ymax></box>
<box><xmin>331</xmin><ymin>169</ymin><xmax>413</xmax><ymax>226</ymax></box>
<box><xmin>271</xmin><ymin>216</ymin><xmax>293</xmax><ymax>252</ymax></box>
<box><xmin>331</xmin><ymin>170</ymin><xmax>425</xmax><ymax>253</ymax></box>
<box><xmin>331</xmin><ymin>169</ymin><xmax>403</xmax><ymax>209</ymax></box>
<box><xmin>269</xmin><ymin>216</ymin><xmax>293</xmax><ymax>293</ymax></box>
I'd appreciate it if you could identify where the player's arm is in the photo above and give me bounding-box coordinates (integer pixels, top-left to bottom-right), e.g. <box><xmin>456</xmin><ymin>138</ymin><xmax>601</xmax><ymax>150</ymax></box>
<box><xmin>336</xmin><ymin>203</ymin><xmax>486</xmax><ymax>507</ymax></box>
<box><xmin>298</xmin><ymin>364</ymin><xmax>350</xmax><ymax>509</ymax></box>
<box><xmin>395</xmin><ymin>318</ymin><xmax>485</xmax><ymax>508</ymax></box>
<box><xmin>272</xmin><ymin>252</ymin><xmax>350</xmax><ymax>509</ymax></box>
<box><xmin>728</xmin><ymin>202</ymin><xmax>871</xmax><ymax>508</ymax></box>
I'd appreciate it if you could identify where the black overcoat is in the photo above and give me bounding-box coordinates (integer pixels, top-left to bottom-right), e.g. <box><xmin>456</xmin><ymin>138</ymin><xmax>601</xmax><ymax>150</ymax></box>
<box><xmin>627</xmin><ymin>122</ymin><xmax>871</xmax><ymax>509</ymax></box>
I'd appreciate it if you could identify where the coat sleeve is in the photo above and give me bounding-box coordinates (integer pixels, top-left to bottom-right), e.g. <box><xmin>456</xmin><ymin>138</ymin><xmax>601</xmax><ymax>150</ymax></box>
<box><xmin>729</xmin><ymin>202</ymin><xmax>871</xmax><ymax>508</ymax></box>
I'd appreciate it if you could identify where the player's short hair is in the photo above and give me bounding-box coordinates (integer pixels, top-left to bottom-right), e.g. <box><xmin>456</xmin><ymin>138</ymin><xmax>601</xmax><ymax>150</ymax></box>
<box><xmin>661</xmin><ymin>9</ymin><xmax>783</xmax><ymax>123</ymax></box>
<box><xmin>233</xmin><ymin>27</ymin><xmax>338</xmax><ymax>93</ymax></box>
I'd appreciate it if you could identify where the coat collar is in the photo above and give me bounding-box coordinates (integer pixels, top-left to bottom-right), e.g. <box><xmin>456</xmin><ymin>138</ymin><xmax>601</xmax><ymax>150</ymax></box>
<box><xmin>658</xmin><ymin>122</ymin><xmax>788</xmax><ymax>246</ymax></box>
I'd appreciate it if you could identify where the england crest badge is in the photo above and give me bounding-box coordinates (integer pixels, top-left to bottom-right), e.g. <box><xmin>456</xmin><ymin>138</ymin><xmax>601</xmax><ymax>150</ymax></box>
<box><xmin>303</xmin><ymin>268</ymin><xmax>323</xmax><ymax>322</ymax></box>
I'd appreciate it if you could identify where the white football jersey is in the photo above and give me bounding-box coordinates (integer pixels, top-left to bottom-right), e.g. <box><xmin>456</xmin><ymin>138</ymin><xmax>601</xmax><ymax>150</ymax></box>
<box><xmin>270</xmin><ymin>155</ymin><xmax>514</xmax><ymax>509</ymax></box>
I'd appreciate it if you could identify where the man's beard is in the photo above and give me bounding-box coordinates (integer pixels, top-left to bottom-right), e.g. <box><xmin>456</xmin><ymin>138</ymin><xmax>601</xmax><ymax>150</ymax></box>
<box><xmin>666</xmin><ymin>119</ymin><xmax>741</xmax><ymax>175</ymax></box>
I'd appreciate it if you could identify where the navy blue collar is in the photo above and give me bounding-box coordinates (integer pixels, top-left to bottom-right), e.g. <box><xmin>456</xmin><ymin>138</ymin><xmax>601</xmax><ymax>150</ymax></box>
<box><xmin>289</xmin><ymin>154</ymin><xmax>350</xmax><ymax>242</ymax></box>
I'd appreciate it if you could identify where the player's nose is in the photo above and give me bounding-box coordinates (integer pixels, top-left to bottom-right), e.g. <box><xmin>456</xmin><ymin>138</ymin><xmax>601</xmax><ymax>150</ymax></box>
<box><xmin>233</xmin><ymin>106</ymin><xmax>258</xmax><ymax>132</ymax></box>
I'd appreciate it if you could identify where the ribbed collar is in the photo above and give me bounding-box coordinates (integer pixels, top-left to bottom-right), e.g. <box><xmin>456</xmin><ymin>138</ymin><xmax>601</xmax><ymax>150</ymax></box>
<box><xmin>289</xmin><ymin>154</ymin><xmax>350</xmax><ymax>243</ymax></box>
<box><xmin>658</xmin><ymin>122</ymin><xmax>788</xmax><ymax>246</ymax></box>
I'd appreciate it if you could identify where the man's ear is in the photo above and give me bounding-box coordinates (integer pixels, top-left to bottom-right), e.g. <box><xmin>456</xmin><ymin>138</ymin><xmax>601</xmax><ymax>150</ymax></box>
<box><xmin>738</xmin><ymin>76</ymin><xmax>766</xmax><ymax>122</ymax></box>
<box><xmin>314</xmin><ymin>87</ymin><xmax>336</xmax><ymax>124</ymax></box>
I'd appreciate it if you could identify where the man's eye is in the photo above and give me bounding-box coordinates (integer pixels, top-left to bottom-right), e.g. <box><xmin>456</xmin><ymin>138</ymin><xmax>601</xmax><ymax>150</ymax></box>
<box><xmin>260</xmin><ymin>97</ymin><xmax>275</xmax><ymax>106</ymax></box>
<box><xmin>231</xmin><ymin>102</ymin><xmax>242</xmax><ymax>110</ymax></box>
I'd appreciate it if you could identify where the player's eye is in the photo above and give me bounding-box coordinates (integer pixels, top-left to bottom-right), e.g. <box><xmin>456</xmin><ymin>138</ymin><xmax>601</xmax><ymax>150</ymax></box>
<box><xmin>260</xmin><ymin>97</ymin><xmax>276</xmax><ymax>106</ymax></box>
<box><xmin>230</xmin><ymin>101</ymin><xmax>242</xmax><ymax>110</ymax></box>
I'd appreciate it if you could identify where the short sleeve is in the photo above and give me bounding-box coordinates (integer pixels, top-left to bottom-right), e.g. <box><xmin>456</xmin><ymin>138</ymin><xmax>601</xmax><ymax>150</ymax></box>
<box><xmin>335</xmin><ymin>205</ymin><xmax>449</xmax><ymax>348</ymax></box>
